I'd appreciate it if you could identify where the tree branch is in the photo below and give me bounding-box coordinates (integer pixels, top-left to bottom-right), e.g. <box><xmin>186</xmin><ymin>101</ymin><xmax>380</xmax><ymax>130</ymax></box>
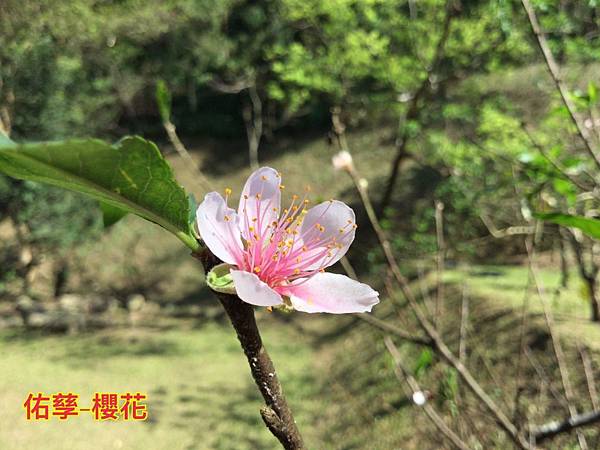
<box><xmin>520</xmin><ymin>0</ymin><xmax>600</xmax><ymax>170</ymax></box>
<box><xmin>531</xmin><ymin>409</ymin><xmax>600</xmax><ymax>444</ymax></box>
<box><xmin>193</xmin><ymin>247</ymin><xmax>304</xmax><ymax>450</ymax></box>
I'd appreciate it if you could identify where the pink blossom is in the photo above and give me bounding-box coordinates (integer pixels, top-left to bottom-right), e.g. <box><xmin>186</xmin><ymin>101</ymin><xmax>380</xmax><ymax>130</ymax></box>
<box><xmin>196</xmin><ymin>167</ymin><xmax>379</xmax><ymax>313</ymax></box>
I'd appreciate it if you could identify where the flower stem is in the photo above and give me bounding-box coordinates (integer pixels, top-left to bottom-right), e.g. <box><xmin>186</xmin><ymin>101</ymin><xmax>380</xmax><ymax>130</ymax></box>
<box><xmin>193</xmin><ymin>247</ymin><xmax>305</xmax><ymax>450</ymax></box>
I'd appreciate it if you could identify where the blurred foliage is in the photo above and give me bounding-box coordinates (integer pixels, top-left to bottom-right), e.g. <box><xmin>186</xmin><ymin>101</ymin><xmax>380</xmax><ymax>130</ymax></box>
<box><xmin>0</xmin><ymin>0</ymin><xmax>599</xmax><ymax>272</ymax></box>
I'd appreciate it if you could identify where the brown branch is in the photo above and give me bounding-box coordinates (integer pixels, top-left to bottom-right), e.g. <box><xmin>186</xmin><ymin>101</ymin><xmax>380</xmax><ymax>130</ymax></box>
<box><xmin>520</xmin><ymin>0</ymin><xmax>600</xmax><ymax>170</ymax></box>
<box><xmin>434</xmin><ymin>200</ymin><xmax>445</xmax><ymax>330</ymax></box>
<box><xmin>458</xmin><ymin>286</ymin><xmax>469</xmax><ymax>364</ymax></box>
<box><xmin>479</xmin><ymin>213</ymin><xmax>534</xmax><ymax>239</ymax></box>
<box><xmin>384</xmin><ymin>336</ymin><xmax>473</xmax><ymax>450</ymax></box>
<box><xmin>355</xmin><ymin>311</ymin><xmax>433</xmax><ymax>347</ymax></box>
<box><xmin>579</xmin><ymin>344</ymin><xmax>600</xmax><ymax>410</ymax></box>
<box><xmin>530</xmin><ymin>409</ymin><xmax>600</xmax><ymax>444</ymax></box>
<box><xmin>243</xmin><ymin>84</ymin><xmax>263</xmax><ymax>170</ymax></box>
<box><xmin>193</xmin><ymin>248</ymin><xmax>304</xmax><ymax>449</ymax></box>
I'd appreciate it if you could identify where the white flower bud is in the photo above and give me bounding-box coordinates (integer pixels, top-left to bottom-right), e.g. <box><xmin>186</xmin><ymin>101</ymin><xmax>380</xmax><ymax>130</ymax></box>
<box><xmin>412</xmin><ymin>391</ymin><xmax>426</xmax><ymax>406</ymax></box>
<box><xmin>332</xmin><ymin>150</ymin><xmax>354</xmax><ymax>172</ymax></box>
<box><xmin>358</xmin><ymin>178</ymin><xmax>369</xmax><ymax>189</ymax></box>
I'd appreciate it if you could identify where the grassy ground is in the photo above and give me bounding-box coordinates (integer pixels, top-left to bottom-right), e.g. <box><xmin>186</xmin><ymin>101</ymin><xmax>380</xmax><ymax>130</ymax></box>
<box><xmin>4</xmin><ymin>261</ymin><xmax>599</xmax><ymax>449</ymax></box>
<box><xmin>444</xmin><ymin>264</ymin><xmax>600</xmax><ymax>349</ymax></box>
<box><xmin>0</xmin><ymin>318</ymin><xmax>321</xmax><ymax>450</ymax></box>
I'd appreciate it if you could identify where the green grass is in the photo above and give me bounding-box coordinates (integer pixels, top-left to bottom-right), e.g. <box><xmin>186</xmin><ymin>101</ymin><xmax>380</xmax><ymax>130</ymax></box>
<box><xmin>0</xmin><ymin>320</ymin><xmax>319</xmax><ymax>450</ymax></box>
<box><xmin>444</xmin><ymin>264</ymin><xmax>600</xmax><ymax>349</ymax></box>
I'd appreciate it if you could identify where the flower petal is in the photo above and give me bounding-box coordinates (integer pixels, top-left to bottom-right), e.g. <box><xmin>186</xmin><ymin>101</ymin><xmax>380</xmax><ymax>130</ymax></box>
<box><xmin>196</xmin><ymin>192</ymin><xmax>243</xmax><ymax>265</ymax></box>
<box><xmin>238</xmin><ymin>167</ymin><xmax>281</xmax><ymax>241</ymax></box>
<box><xmin>231</xmin><ymin>270</ymin><xmax>283</xmax><ymax>307</ymax></box>
<box><xmin>298</xmin><ymin>200</ymin><xmax>356</xmax><ymax>270</ymax></box>
<box><xmin>283</xmin><ymin>272</ymin><xmax>379</xmax><ymax>314</ymax></box>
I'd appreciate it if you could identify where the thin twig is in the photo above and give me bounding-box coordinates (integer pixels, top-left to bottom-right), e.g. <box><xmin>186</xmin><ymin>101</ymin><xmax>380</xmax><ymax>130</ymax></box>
<box><xmin>578</xmin><ymin>343</ymin><xmax>599</xmax><ymax>410</ymax></box>
<box><xmin>524</xmin><ymin>346</ymin><xmax>570</xmax><ymax>410</ymax></box>
<box><xmin>525</xmin><ymin>238</ymin><xmax>588</xmax><ymax>449</ymax></box>
<box><xmin>243</xmin><ymin>84</ymin><xmax>263</xmax><ymax>170</ymax></box>
<box><xmin>435</xmin><ymin>200</ymin><xmax>446</xmax><ymax>330</ymax></box>
<box><xmin>459</xmin><ymin>286</ymin><xmax>469</xmax><ymax>364</ymax></box>
<box><xmin>341</xmin><ymin>256</ymin><xmax>432</xmax><ymax>346</ymax></box>
<box><xmin>512</xmin><ymin>262</ymin><xmax>534</xmax><ymax>425</ymax></box>
<box><xmin>479</xmin><ymin>213</ymin><xmax>534</xmax><ymax>238</ymax></box>
<box><xmin>162</xmin><ymin>120</ymin><xmax>212</xmax><ymax>193</ymax></box>
<box><xmin>520</xmin><ymin>0</ymin><xmax>600</xmax><ymax>169</ymax></box>
<box><xmin>384</xmin><ymin>336</ymin><xmax>473</xmax><ymax>450</ymax></box>
<box><xmin>531</xmin><ymin>409</ymin><xmax>600</xmax><ymax>444</ymax></box>
<box><xmin>521</xmin><ymin>123</ymin><xmax>595</xmax><ymax>192</ymax></box>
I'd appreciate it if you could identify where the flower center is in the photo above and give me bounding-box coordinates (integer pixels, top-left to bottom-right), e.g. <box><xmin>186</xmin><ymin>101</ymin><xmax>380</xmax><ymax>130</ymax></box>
<box><xmin>228</xmin><ymin>175</ymin><xmax>356</xmax><ymax>287</ymax></box>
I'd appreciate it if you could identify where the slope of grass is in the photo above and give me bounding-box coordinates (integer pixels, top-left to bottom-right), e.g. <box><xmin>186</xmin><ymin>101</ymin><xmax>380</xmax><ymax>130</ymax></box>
<box><xmin>0</xmin><ymin>320</ymin><xmax>320</xmax><ymax>450</ymax></box>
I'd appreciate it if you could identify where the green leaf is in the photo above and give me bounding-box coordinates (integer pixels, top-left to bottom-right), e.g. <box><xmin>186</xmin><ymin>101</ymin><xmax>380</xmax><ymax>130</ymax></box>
<box><xmin>156</xmin><ymin>79</ymin><xmax>172</xmax><ymax>124</ymax></box>
<box><xmin>0</xmin><ymin>136</ymin><xmax>199</xmax><ymax>250</ymax></box>
<box><xmin>535</xmin><ymin>212</ymin><xmax>600</xmax><ymax>240</ymax></box>
<box><xmin>206</xmin><ymin>263</ymin><xmax>236</xmax><ymax>294</ymax></box>
<box><xmin>589</xmin><ymin>82</ymin><xmax>598</xmax><ymax>104</ymax></box>
<box><xmin>100</xmin><ymin>201</ymin><xmax>128</xmax><ymax>228</ymax></box>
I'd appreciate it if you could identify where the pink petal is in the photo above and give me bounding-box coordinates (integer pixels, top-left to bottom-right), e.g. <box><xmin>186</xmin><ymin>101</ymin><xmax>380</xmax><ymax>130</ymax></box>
<box><xmin>238</xmin><ymin>167</ymin><xmax>281</xmax><ymax>241</ymax></box>
<box><xmin>283</xmin><ymin>273</ymin><xmax>379</xmax><ymax>314</ymax></box>
<box><xmin>196</xmin><ymin>192</ymin><xmax>243</xmax><ymax>265</ymax></box>
<box><xmin>230</xmin><ymin>270</ymin><xmax>283</xmax><ymax>307</ymax></box>
<box><xmin>299</xmin><ymin>200</ymin><xmax>356</xmax><ymax>270</ymax></box>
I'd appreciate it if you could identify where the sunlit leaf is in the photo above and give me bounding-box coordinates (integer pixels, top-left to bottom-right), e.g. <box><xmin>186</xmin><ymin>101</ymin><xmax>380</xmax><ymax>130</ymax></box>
<box><xmin>535</xmin><ymin>212</ymin><xmax>600</xmax><ymax>240</ymax></box>
<box><xmin>0</xmin><ymin>136</ymin><xmax>199</xmax><ymax>250</ymax></box>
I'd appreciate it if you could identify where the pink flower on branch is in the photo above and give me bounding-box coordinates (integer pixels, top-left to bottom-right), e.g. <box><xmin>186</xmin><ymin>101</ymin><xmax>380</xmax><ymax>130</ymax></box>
<box><xmin>196</xmin><ymin>167</ymin><xmax>379</xmax><ymax>313</ymax></box>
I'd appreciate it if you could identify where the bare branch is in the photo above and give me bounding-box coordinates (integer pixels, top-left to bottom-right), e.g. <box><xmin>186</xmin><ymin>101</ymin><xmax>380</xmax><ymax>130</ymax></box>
<box><xmin>459</xmin><ymin>286</ymin><xmax>469</xmax><ymax>364</ymax></box>
<box><xmin>243</xmin><ymin>84</ymin><xmax>263</xmax><ymax>170</ymax></box>
<box><xmin>520</xmin><ymin>0</ymin><xmax>600</xmax><ymax>169</ymax></box>
<box><xmin>479</xmin><ymin>213</ymin><xmax>534</xmax><ymax>239</ymax></box>
<box><xmin>162</xmin><ymin>121</ymin><xmax>212</xmax><ymax>193</ymax></box>
<box><xmin>435</xmin><ymin>200</ymin><xmax>445</xmax><ymax>330</ymax></box>
<box><xmin>384</xmin><ymin>336</ymin><xmax>473</xmax><ymax>450</ymax></box>
<box><xmin>525</xmin><ymin>238</ymin><xmax>588</xmax><ymax>449</ymax></box>
<box><xmin>208</xmin><ymin>77</ymin><xmax>253</xmax><ymax>94</ymax></box>
<box><xmin>578</xmin><ymin>343</ymin><xmax>599</xmax><ymax>410</ymax></box>
<box><xmin>531</xmin><ymin>409</ymin><xmax>600</xmax><ymax>444</ymax></box>
<box><xmin>521</xmin><ymin>123</ymin><xmax>595</xmax><ymax>193</ymax></box>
